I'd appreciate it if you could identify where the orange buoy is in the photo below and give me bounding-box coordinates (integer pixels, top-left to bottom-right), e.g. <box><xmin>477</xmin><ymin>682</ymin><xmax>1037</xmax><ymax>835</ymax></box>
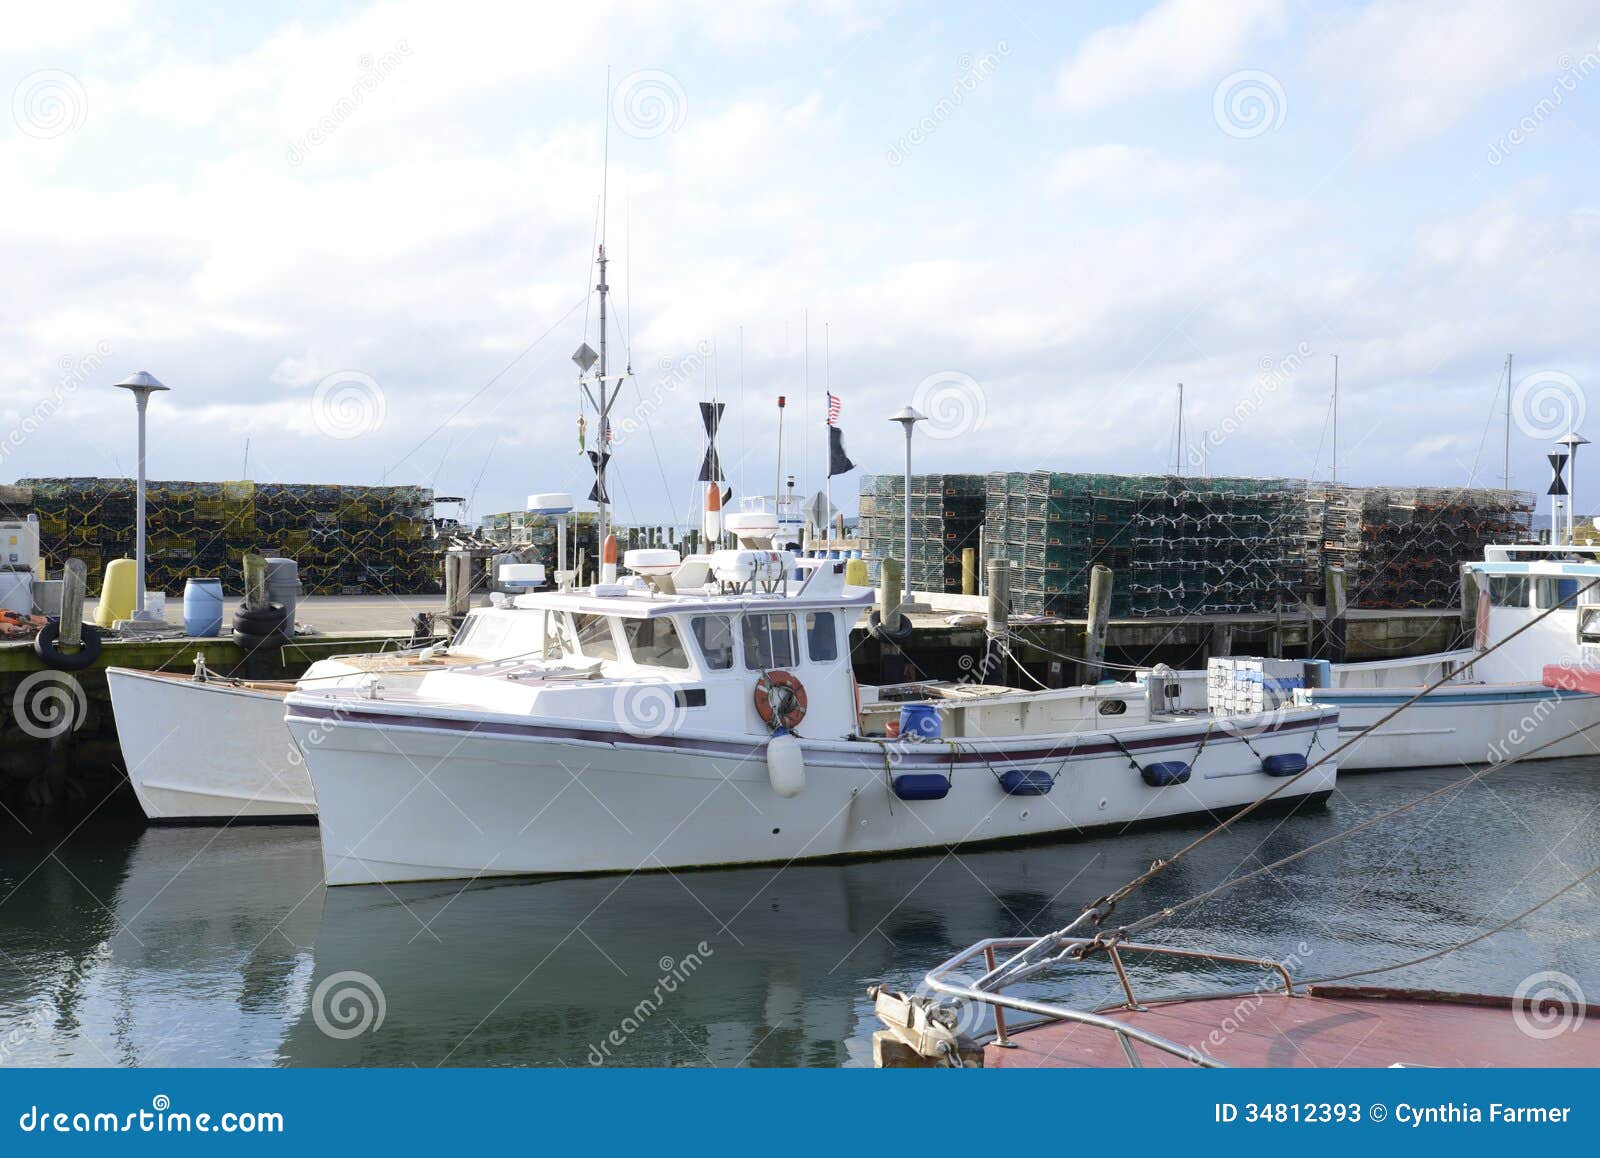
<box><xmin>703</xmin><ymin>485</ymin><xmax>723</xmax><ymax>543</ymax></box>
<box><xmin>601</xmin><ymin>533</ymin><xmax>619</xmax><ymax>583</ymax></box>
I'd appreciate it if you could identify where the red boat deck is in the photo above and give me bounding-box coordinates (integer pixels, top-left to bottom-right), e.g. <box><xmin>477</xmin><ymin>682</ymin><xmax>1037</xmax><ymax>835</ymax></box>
<box><xmin>985</xmin><ymin>986</ymin><xmax>1600</xmax><ymax>1068</ymax></box>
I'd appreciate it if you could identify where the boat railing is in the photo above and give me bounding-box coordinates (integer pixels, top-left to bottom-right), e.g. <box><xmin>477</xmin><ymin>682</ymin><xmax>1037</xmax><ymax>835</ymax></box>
<box><xmin>898</xmin><ymin>933</ymin><xmax>1297</xmax><ymax>1067</ymax></box>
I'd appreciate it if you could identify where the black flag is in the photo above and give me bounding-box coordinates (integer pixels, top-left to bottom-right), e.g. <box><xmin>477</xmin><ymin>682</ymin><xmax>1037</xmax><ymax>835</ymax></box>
<box><xmin>828</xmin><ymin>425</ymin><xmax>855</xmax><ymax>478</ymax></box>
<box><xmin>1550</xmin><ymin>453</ymin><xmax>1570</xmax><ymax>496</ymax></box>
<box><xmin>698</xmin><ymin>401</ymin><xmax>725</xmax><ymax>483</ymax></box>
<box><xmin>587</xmin><ymin>449</ymin><xmax>611</xmax><ymax>504</ymax></box>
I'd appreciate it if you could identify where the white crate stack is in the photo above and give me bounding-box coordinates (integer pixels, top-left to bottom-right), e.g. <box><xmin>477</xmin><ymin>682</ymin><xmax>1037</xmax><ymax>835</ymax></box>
<box><xmin>1207</xmin><ymin>657</ymin><xmax>1306</xmax><ymax>716</ymax></box>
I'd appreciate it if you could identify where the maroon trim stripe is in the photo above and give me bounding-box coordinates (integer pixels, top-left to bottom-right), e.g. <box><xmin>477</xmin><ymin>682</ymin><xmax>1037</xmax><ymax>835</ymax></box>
<box><xmin>285</xmin><ymin>703</ymin><xmax>1333</xmax><ymax>768</ymax></box>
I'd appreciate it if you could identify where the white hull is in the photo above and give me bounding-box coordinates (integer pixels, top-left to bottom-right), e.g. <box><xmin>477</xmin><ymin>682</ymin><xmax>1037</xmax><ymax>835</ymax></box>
<box><xmin>1311</xmin><ymin>683</ymin><xmax>1600</xmax><ymax>771</ymax></box>
<box><xmin>286</xmin><ymin>703</ymin><xmax>1338</xmax><ymax>885</ymax></box>
<box><xmin>107</xmin><ymin>668</ymin><xmax>314</xmax><ymax>821</ymax></box>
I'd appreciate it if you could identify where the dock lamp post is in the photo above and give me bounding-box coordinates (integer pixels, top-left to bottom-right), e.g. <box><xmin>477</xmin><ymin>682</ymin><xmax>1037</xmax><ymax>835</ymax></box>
<box><xmin>888</xmin><ymin>405</ymin><xmax>927</xmax><ymax>607</ymax></box>
<box><xmin>1556</xmin><ymin>432</ymin><xmax>1590</xmax><ymax>545</ymax></box>
<box><xmin>113</xmin><ymin>371</ymin><xmax>170</xmax><ymax>617</ymax></box>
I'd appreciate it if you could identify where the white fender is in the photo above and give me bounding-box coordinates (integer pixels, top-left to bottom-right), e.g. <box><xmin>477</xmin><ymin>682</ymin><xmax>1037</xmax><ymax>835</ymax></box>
<box><xmin>766</xmin><ymin>732</ymin><xmax>805</xmax><ymax>798</ymax></box>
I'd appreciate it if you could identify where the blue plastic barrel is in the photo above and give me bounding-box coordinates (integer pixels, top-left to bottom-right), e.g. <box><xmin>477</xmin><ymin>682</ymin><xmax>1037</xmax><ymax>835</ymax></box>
<box><xmin>899</xmin><ymin>703</ymin><xmax>942</xmax><ymax>741</ymax></box>
<box><xmin>183</xmin><ymin>578</ymin><xmax>224</xmax><ymax>637</ymax></box>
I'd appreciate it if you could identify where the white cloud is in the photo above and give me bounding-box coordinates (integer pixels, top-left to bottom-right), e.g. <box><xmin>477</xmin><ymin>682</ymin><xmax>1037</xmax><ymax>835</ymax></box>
<box><xmin>1057</xmin><ymin>0</ymin><xmax>1285</xmax><ymax>110</ymax></box>
<box><xmin>1308</xmin><ymin>0</ymin><xmax>1599</xmax><ymax>154</ymax></box>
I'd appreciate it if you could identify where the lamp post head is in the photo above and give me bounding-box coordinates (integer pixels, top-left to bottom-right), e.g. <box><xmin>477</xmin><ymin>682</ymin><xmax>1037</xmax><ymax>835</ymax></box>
<box><xmin>1555</xmin><ymin>432</ymin><xmax>1590</xmax><ymax>450</ymax></box>
<box><xmin>113</xmin><ymin>371</ymin><xmax>171</xmax><ymax>400</ymax></box>
<box><xmin>888</xmin><ymin>405</ymin><xmax>927</xmax><ymax>433</ymax></box>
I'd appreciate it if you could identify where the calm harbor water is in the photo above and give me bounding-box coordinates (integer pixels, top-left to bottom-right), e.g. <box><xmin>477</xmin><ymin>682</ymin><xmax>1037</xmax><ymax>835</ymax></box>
<box><xmin>2</xmin><ymin>761</ymin><xmax>1596</xmax><ymax>1067</ymax></box>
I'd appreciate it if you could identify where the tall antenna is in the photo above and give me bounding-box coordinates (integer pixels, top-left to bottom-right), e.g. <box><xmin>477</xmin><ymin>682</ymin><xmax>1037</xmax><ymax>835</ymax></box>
<box><xmin>1504</xmin><ymin>353</ymin><xmax>1513</xmax><ymax>494</ymax></box>
<box><xmin>242</xmin><ymin>435</ymin><xmax>250</xmax><ymax>479</ymax></box>
<box><xmin>1331</xmin><ymin>355</ymin><xmax>1340</xmax><ymax>485</ymax></box>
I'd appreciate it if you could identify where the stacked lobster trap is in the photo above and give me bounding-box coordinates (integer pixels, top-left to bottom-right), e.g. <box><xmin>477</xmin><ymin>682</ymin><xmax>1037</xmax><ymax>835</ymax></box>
<box><xmin>15</xmin><ymin>478</ymin><xmax>439</xmax><ymax>596</ymax></box>
<box><xmin>857</xmin><ymin>471</ymin><xmax>1535</xmax><ymax>620</ymax></box>
<box><xmin>1303</xmin><ymin>485</ymin><xmax>1534</xmax><ymax>609</ymax></box>
<box><xmin>857</xmin><ymin>474</ymin><xmax>985</xmax><ymax>593</ymax></box>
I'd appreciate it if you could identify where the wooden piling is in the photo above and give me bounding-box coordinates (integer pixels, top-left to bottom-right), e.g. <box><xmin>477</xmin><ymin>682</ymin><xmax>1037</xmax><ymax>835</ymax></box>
<box><xmin>1083</xmin><ymin>564</ymin><xmax>1113</xmax><ymax>683</ymax></box>
<box><xmin>59</xmin><ymin>558</ymin><xmax>87</xmax><ymax>648</ymax></box>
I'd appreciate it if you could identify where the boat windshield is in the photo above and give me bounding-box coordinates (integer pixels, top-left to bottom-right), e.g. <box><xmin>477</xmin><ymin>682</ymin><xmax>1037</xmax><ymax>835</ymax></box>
<box><xmin>572</xmin><ymin>613</ymin><xmax>620</xmax><ymax>661</ymax></box>
<box><xmin>621</xmin><ymin>617</ymin><xmax>691</xmax><ymax>669</ymax></box>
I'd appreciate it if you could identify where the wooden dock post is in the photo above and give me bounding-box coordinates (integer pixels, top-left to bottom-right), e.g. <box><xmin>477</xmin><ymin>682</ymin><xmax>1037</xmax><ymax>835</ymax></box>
<box><xmin>879</xmin><ymin>558</ymin><xmax>906</xmax><ymax>684</ymax></box>
<box><xmin>241</xmin><ymin>553</ymin><xmax>268</xmax><ymax>610</ymax></box>
<box><xmin>1458</xmin><ymin>562</ymin><xmax>1479</xmax><ymax>647</ymax></box>
<box><xmin>985</xmin><ymin>557</ymin><xmax>1010</xmax><ymax>684</ymax></box>
<box><xmin>961</xmin><ymin>547</ymin><xmax>977</xmax><ymax>596</ymax></box>
<box><xmin>1083</xmin><ymin>564</ymin><xmax>1113</xmax><ymax>684</ymax></box>
<box><xmin>1322</xmin><ymin>563</ymin><xmax>1348</xmax><ymax>662</ymax></box>
<box><xmin>59</xmin><ymin>558</ymin><xmax>87</xmax><ymax>648</ymax></box>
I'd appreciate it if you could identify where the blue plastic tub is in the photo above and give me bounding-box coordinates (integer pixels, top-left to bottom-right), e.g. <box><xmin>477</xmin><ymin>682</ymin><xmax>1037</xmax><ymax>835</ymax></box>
<box><xmin>899</xmin><ymin>703</ymin><xmax>942</xmax><ymax>741</ymax></box>
<box><xmin>183</xmin><ymin>578</ymin><xmax>224</xmax><ymax>637</ymax></box>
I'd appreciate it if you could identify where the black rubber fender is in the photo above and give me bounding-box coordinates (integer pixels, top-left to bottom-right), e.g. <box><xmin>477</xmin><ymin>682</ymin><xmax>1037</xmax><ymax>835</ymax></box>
<box><xmin>868</xmin><ymin>608</ymin><xmax>914</xmax><ymax>644</ymax></box>
<box><xmin>33</xmin><ymin>620</ymin><xmax>103</xmax><ymax>672</ymax></box>
<box><xmin>232</xmin><ymin>627</ymin><xmax>288</xmax><ymax>654</ymax></box>
<box><xmin>232</xmin><ymin>603</ymin><xmax>288</xmax><ymax>634</ymax></box>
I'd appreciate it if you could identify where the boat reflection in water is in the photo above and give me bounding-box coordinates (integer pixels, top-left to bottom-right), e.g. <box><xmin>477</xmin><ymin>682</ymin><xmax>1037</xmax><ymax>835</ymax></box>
<box><xmin>0</xmin><ymin>825</ymin><xmax>322</xmax><ymax>1066</ymax></box>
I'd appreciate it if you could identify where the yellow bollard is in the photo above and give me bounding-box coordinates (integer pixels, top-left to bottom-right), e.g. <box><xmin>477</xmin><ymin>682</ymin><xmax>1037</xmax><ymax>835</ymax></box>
<box><xmin>844</xmin><ymin>558</ymin><xmax>870</xmax><ymax>587</ymax></box>
<box><xmin>94</xmin><ymin>558</ymin><xmax>137</xmax><ymax>627</ymax></box>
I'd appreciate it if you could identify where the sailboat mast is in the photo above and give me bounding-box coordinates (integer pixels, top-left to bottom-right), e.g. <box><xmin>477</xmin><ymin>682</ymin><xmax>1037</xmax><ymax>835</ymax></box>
<box><xmin>596</xmin><ymin>242</ymin><xmax>609</xmax><ymax>545</ymax></box>
<box><xmin>1504</xmin><ymin>353</ymin><xmax>1513</xmax><ymax>494</ymax></box>
<box><xmin>1174</xmin><ymin>383</ymin><xmax>1184</xmax><ymax>476</ymax></box>
<box><xmin>1331</xmin><ymin>355</ymin><xmax>1339</xmax><ymax>486</ymax></box>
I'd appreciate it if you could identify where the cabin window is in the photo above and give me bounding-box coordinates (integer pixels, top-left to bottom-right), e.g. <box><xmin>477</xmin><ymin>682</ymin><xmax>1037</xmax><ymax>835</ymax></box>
<box><xmin>572</xmin><ymin>613</ymin><xmax>620</xmax><ymax>661</ymax></box>
<box><xmin>622</xmin><ymin>617</ymin><xmax>691</xmax><ymax>669</ymax></box>
<box><xmin>1580</xmin><ymin>607</ymin><xmax>1600</xmax><ymax>643</ymax></box>
<box><xmin>805</xmin><ymin>611</ymin><xmax>839</xmax><ymax>663</ymax></box>
<box><xmin>453</xmin><ymin>613</ymin><xmax>510</xmax><ymax>654</ymax></box>
<box><xmin>690</xmin><ymin>615</ymin><xmax>735</xmax><ymax>670</ymax></box>
<box><xmin>1488</xmin><ymin>576</ymin><xmax>1530</xmax><ymax>608</ymax></box>
<box><xmin>1533</xmin><ymin>577</ymin><xmax>1574</xmax><ymax>609</ymax></box>
<box><xmin>742</xmin><ymin>612</ymin><xmax>800</xmax><ymax>670</ymax></box>
<box><xmin>541</xmin><ymin>611</ymin><xmax>579</xmax><ymax>659</ymax></box>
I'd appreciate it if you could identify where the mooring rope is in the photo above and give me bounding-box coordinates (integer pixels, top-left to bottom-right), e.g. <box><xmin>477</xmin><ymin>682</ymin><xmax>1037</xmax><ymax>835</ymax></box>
<box><xmin>1057</xmin><ymin>575</ymin><xmax>1600</xmax><ymax>938</ymax></box>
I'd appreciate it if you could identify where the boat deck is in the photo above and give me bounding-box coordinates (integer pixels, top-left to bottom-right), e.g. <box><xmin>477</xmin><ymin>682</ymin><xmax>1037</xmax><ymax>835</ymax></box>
<box><xmin>984</xmin><ymin>986</ymin><xmax>1600</xmax><ymax>1068</ymax></box>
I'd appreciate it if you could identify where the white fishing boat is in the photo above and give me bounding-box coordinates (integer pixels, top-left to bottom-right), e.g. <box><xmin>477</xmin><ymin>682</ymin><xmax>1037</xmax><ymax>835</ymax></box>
<box><xmin>284</xmin><ymin>551</ymin><xmax>1338</xmax><ymax>886</ymax></box>
<box><xmin>1159</xmin><ymin>540</ymin><xmax>1600</xmax><ymax>770</ymax></box>
<box><xmin>106</xmin><ymin>580</ymin><xmax>558</xmax><ymax>822</ymax></box>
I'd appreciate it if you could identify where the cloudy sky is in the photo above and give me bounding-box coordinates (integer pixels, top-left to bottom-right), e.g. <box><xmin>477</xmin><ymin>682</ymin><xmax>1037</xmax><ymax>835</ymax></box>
<box><xmin>3</xmin><ymin>0</ymin><xmax>1599</xmax><ymax>524</ymax></box>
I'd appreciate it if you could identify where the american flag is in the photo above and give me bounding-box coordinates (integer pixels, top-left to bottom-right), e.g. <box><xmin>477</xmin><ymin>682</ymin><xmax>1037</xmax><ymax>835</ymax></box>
<box><xmin>826</xmin><ymin>392</ymin><xmax>841</xmax><ymax>426</ymax></box>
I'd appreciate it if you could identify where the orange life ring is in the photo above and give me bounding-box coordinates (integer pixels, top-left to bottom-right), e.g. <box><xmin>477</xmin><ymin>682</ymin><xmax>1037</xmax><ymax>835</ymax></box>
<box><xmin>755</xmin><ymin>669</ymin><xmax>808</xmax><ymax>731</ymax></box>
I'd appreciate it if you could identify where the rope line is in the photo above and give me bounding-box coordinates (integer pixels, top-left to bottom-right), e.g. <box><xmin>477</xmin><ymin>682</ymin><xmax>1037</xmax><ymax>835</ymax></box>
<box><xmin>1059</xmin><ymin>576</ymin><xmax>1599</xmax><ymax>936</ymax></box>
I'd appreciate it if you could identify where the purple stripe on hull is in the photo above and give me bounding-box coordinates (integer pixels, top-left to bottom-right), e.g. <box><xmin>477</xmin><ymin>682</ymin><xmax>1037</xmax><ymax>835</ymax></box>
<box><xmin>285</xmin><ymin>703</ymin><xmax>1333</xmax><ymax>768</ymax></box>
